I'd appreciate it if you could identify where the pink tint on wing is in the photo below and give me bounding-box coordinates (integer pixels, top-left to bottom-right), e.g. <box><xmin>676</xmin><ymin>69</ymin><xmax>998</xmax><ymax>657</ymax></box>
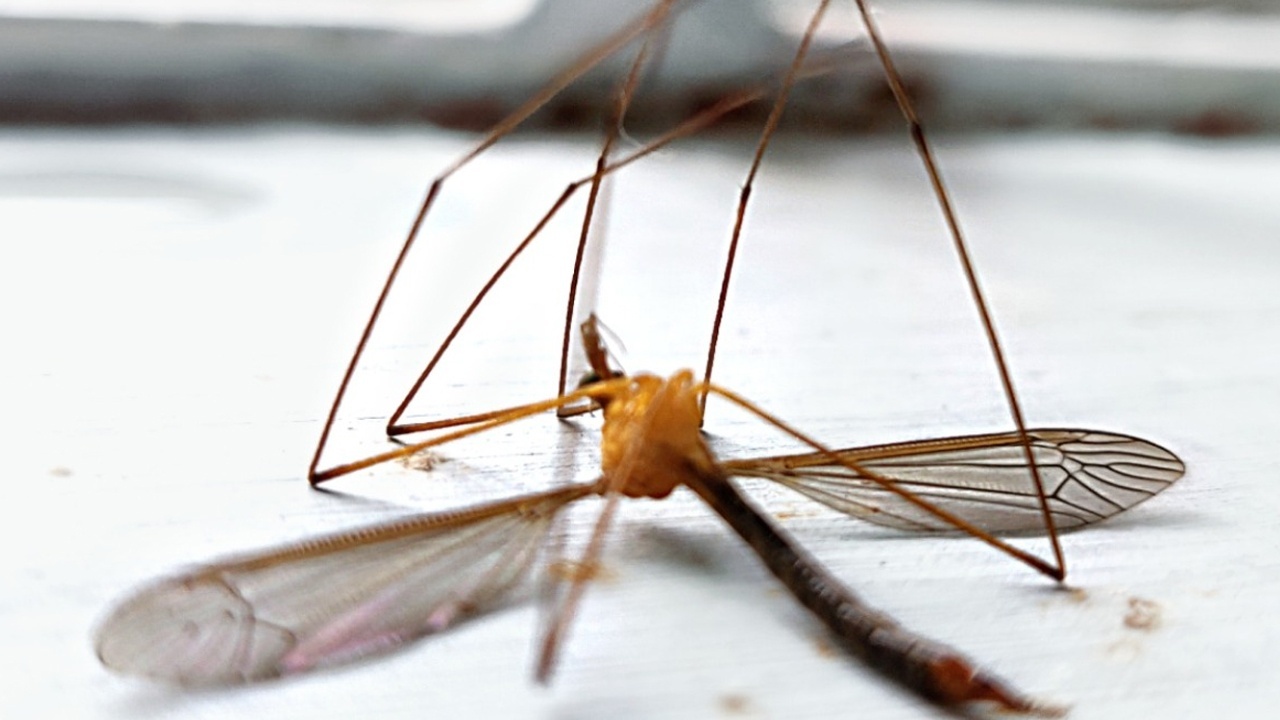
<box><xmin>278</xmin><ymin>587</ymin><xmax>407</xmax><ymax>674</ymax></box>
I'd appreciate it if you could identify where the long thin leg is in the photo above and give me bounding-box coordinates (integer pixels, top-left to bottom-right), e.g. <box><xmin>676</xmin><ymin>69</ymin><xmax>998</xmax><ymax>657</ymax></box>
<box><xmin>536</xmin><ymin>357</ymin><xmax>679</xmax><ymax>682</ymax></box>
<box><xmin>703</xmin><ymin>382</ymin><xmax>1062</xmax><ymax>580</ymax></box>
<box><xmin>380</xmin><ymin>85</ymin><xmax>807</xmax><ymax>438</ymax></box>
<box><xmin>361</xmin><ymin>32</ymin><xmax>851</xmax><ymax>445</ymax></box>
<box><xmin>556</xmin><ymin>2</ymin><xmax>675</xmax><ymax>405</ymax></box>
<box><xmin>848</xmin><ymin>0</ymin><xmax>1066</xmax><ymax>576</ymax></box>
<box><xmin>696</xmin><ymin>0</ymin><xmax>1065</xmax><ymax>576</ymax></box>
<box><xmin>533</xmin><ymin>487</ymin><xmax>624</xmax><ymax>683</ymax></box>
<box><xmin>701</xmin><ymin>0</ymin><xmax>833</xmax><ymax>419</ymax></box>
<box><xmin>307</xmin><ymin>1</ymin><xmax>685</xmax><ymax>484</ymax></box>
<box><xmin>311</xmin><ymin>378</ymin><xmax>636</xmax><ymax>485</ymax></box>
<box><xmin>378</xmin><ymin>21</ymin><xmax>855</xmax><ymax>440</ymax></box>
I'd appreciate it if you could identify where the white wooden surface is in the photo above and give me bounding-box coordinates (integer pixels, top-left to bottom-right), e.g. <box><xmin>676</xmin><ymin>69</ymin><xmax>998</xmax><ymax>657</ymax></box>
<box><xmin>1</xmin><ymin>124</ymin><xmax>1276</xmax><ymax>719</ymax></box>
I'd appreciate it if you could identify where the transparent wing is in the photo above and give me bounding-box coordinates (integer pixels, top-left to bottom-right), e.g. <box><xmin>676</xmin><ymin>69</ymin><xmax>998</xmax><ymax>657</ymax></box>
<box><xmin>722</xmin><ymin>429</ymin><xmax>1185</xmax><ymax>534</ymax></box>
<box><xmin>95</xmin><ymin>483</ymin><xmax>592</xmax><ymax>685</ymax></box>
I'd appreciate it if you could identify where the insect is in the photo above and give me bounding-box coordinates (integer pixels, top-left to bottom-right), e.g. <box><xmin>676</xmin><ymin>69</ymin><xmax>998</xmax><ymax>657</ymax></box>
<box><xmin>95</xmin><ymin>315</ymin><xmax>1183</xmax><ymax>714</ymax></box>
<box><xmin>94</xmin><ymin>0</ymin><xmax>1186</xmax><ymax>714</ymax></box>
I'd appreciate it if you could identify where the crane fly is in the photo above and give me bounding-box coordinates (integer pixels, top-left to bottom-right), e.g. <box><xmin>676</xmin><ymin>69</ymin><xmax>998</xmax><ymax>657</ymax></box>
<box><xmin>298</xmin><ymin>0</ymin><xmax>1082</xmax><ymax>582</ymax></box>
<box><xmin>94</xmin><ymin>0</ymin><xmax>1186</xmax><ymax>715</ymax></box>
<box><xmin>96</xmin><ymin>320</ymin><xmax>1183</xmax><ymax>714</ymax></box>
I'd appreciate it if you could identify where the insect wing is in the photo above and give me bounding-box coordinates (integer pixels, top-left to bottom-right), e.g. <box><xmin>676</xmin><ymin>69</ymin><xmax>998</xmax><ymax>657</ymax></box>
<box><xmin>724</xmin><ymin>429</ymin><xmax>1184</xmax><ymax>534</ymax></box>
<box><xmin>95</xmin><ymin>485</ymin><xmax>589</xmax><ymax>685</ymax></box>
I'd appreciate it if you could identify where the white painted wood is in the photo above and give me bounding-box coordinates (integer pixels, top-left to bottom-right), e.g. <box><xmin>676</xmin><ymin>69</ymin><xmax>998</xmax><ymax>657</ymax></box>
<box><xmin>0</xmin><ymin>122</ymin><xmax>1274</xmax><ymax>718</ymax></box>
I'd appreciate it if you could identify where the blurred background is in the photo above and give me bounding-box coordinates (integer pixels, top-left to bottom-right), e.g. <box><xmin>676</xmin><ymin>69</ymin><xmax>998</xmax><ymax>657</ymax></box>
<box><xmin>2</xmin><ymin>0</ymin><xmax>1277</xmax><ymax>132</ymax></box>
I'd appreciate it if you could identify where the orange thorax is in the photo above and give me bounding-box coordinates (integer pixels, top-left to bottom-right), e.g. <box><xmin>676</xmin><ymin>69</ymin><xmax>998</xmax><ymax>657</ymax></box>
<box><xmin>592</xmin><ymin>371</ymin><xmax>720</xmax><ymax>499</ymax></box>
